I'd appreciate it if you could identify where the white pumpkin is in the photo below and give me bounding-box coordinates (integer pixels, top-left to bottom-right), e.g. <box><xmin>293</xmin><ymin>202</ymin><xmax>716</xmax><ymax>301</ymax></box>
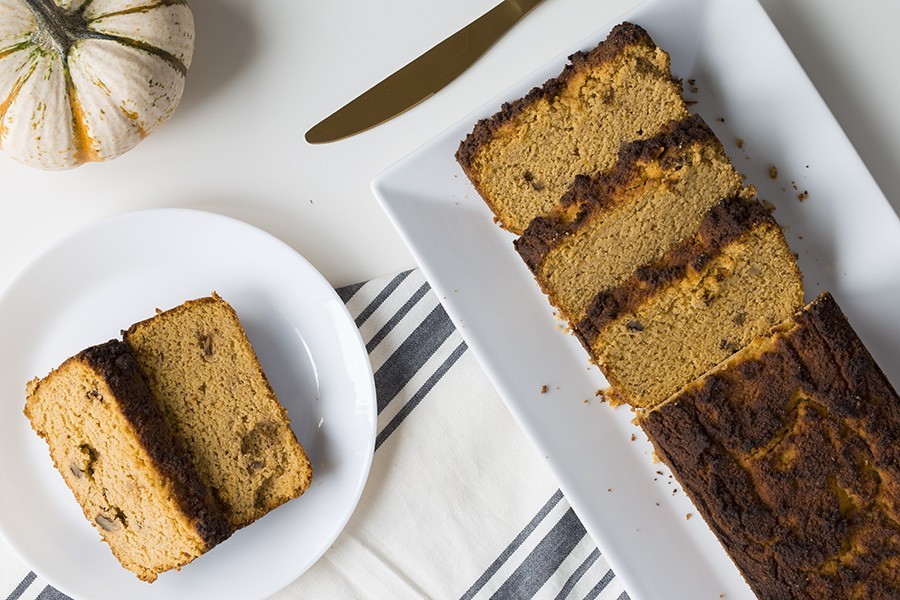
<box><xmin>0</xmin><ymin>0</ymin><xmax>194</xmax><ymax>170</ymax></box>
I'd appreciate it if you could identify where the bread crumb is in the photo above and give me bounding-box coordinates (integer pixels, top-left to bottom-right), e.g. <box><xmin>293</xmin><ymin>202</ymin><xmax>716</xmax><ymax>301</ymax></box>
<box><xmin>798</xmin><ymin>191</ymin><xmax>808</xmax><ymax>201</ymax></box>
<box><xmin>686</xmin><ymin>513</ymin><xmax>693</xmax><ymax>520</ymax></box>
<box><xmin>630</xmin><ymin>434</ymin><xmax>637</xmax><ymax>442</ymax></box>
<box><xmin>583</xmin><ymin>399</ymin><xmax>589</xmax><ymax>404</ymax></box>
<box><xmin>717</xmin><ymin>117</ymin><xmax>725</xmax><ymax>123</ymax></box>
<box><xmin>607</xmin><ymin>488</ymin><xmax>612</xmax><ymax>493</ymax></box>
<box><xmin>736</xmin><ymin>138</ymin><xmax>744</xmax><ymax>149</ymax></box>
<box><xmin>768</xmin><ymin>166</ymin><xmax>778</xmax><ymax>179</ymax></box>
<box><xmin>604</xmin><ymin>387</ymin><xmax>626</xmax><ymax>408</ymax></box>
<box><xmin>540</xmin><ymin>385</ymin><xmax>548</xmax><ymax>394</ymax></box>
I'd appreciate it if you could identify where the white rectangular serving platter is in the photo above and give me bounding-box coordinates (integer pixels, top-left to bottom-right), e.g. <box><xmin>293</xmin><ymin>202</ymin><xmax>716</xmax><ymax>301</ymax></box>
<box><xmin>371</xmin><ymin>0</ymin><xmax>900</xmax><ymax>597</ymax></box>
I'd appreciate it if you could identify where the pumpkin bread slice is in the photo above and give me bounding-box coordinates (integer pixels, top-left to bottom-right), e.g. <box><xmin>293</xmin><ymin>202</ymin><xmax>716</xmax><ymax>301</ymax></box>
<box><xmin>24</xmin><ymin>340</ymin><xmax>231</xmax><ymax>582</ymax></box>
<box><xmin>515</xmin><ymin>114</ymin><xmax>746</xmax><ymax>324</ymax></box>
<box><xmin>456</xmin><ymin>22</ymin><xmax>688</xmax><ymax>234</ymax></box>
<box><xmin>124</xmin><ymin>294</ymin><xmax>312</xmax><ymax>529</ymax></box>
<box><xmin>640</xmin><ymin>293</ymin><xmax>900</xmax><ymax>599</ymax></box>
<box><xmin>575</xmin><ymin>196</ymin><xmax>803</xmax><ymax>408</ymax></box>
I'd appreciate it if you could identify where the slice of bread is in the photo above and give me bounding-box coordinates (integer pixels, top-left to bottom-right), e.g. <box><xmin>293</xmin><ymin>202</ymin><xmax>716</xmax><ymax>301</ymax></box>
<box><xmin>640</xmin><ymin>293</ymin><xmax>900</xmax><ymax>598</ymax></box>
<box><xmin>124</xmin><ymin>294</ymin><xmax>312</xmax><ymax>529</ymax></box>
<box><xmin>515</xmin><ymin>114</ymin><xmax>746</xmax><ymax>324</ymax></box>
<box><xmin>576</xmin><ymin>196</ymin><xmax>803</xmax><ymax>408</ymax></box>
<box><xmin>456</xmin><ymin>22</ymin><xmax>688</xmax><ymax>234</ymax></box>
<box><xmin>24</xmin><ymin>340</ymin><xmax>231</xmax><ymax>582</ymax></box>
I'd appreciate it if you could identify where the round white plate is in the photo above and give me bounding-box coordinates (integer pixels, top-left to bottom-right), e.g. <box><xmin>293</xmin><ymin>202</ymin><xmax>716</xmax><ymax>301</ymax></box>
<box><xmin>0</xmin><ymin>209</ymin><xmax>376</xmax><ymax>600</ymax></box>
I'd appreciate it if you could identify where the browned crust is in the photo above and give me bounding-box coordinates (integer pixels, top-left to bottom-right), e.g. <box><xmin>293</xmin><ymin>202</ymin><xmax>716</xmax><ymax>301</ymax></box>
<box><xmin>514</xmin><ymin>113</ymin><xmax>721</xmax><ymax>273</ymax></box>
<box><xmin>573</xmin><ymin>196</ymin><xmax>777</xmax><ymax>347</ymax></box>
<box><xmin>514</xmin><ymin>214</ymin><xmax>571</xmax><ymax>273</ymax></box>
<box><xmin>455</xmin><ymin>22</ymin><xmax>666</xmax><ymax>171</ymax></box>
<box><xmin>561</xmin><ymin>113</ymin><xmax>721</xmax><ymax>210</ymax></box>
<box><xmin>640</xmin><ymin>293</ymin><xmax>900</xmax><ymax>599</ymax></box>
<box><xmin>78</xmin><ymin>340</ymin><xmax>233</xmax><ymax>549</ymax></box>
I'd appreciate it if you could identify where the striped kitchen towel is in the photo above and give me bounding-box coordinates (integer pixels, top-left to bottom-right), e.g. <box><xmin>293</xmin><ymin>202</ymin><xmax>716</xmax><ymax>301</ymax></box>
<box><xmin>1</xmin><ymin>270</ymin><xmax>628</xmax><ymax>600</ymax></box>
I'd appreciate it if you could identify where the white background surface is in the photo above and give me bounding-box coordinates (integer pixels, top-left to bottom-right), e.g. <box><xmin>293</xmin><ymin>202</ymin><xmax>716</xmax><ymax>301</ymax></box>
<box><xmin>1</xmin><ymin>0</ymin><xmax>899</xmax><ymax>596</ymax></box>
<box><xmin>0</xmin><ymin>0</ymin><xmax>897</xmax><ymax>291</ymax></box>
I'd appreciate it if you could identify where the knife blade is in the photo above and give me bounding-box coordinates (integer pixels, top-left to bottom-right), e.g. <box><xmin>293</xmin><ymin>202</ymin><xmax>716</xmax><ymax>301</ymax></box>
<box><xmin>305</xmin><ymin>0</ymin><xmax>545</xmax><ymax>144</ymax></box>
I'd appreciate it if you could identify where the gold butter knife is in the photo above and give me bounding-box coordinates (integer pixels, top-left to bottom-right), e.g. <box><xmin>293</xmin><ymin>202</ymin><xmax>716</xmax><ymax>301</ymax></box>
<box><xmin>305</xmin><ymin>0</ymin><xmax>546</xmax><ymax>144</ymax></box>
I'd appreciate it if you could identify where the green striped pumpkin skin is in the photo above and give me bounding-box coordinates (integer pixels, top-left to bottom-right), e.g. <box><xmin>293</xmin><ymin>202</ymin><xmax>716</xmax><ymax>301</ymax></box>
<box><xmin>0</xmin><ymin>0</ymin><xmax>194</xmax><ymax>170</ymax></box>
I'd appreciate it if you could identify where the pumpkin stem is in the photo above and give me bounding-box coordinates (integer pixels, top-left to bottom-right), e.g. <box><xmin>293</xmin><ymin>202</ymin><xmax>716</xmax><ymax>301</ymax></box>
<box><xmin>23</xmin><ymin>0</ymin><xmax>89</xmax><ymax>57</ymax></box>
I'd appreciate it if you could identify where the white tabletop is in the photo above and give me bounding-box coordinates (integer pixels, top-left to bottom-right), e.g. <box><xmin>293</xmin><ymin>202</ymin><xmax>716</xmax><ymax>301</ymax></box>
<box><xmin>1</xmin><ymin>2</ymin><xmax>899</xmax><ymax>598</ymax></box>
<box><xmin>0</xmin><ymin>0</ymin><xmax>897</xmax><ymax>292</ymax></box>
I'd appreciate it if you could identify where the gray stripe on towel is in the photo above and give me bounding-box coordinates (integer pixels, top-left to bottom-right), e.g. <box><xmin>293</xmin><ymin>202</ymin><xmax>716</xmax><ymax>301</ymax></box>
<box><xmin>491</xmin><ymin>507</ymin><xmax>586</xmax><ymax>600</ymax></box>
<box><xmin>366</xmin><ymin>282</ymin><xmax>431</xmax><ymax>354</ymax></box>
<box><xmin>5</xmin><ymin>572</ymin><xmax>35</xmax><ymax>600</ymax></box>
<box><xmin>375</xmin><ymin>340</ymin><xmax>467</xmax><ymax>451</ymax></box>
<box><xmin>553</xmin><ymin>548</ymin><xmax>601</xmax><ymax>600</ymax></box>
<box><xmin>35</xmin><ymin>586</ymin><xmax>73</xmax><ymax>600</ymax></box>
<box><xmin>336</xmin><ymin>280</ymin><xmax>366</xmax><ymax>304</ymax></box>
<box><xmin>583</xmin><ymin>569</ymin><xmax>616</xmax><ymax>600</ymax></box>
<box><xmin>374</xmin><ymin>303</ymin><xmax>456</xmax><ymax>413</ymax></box>
<box><xmin>354</xmin><ymin>270</ymin><xmax>412</xmax><ymax>328</ymax></box>
<box><xmin>460</xmin><ymin>490</ymin><xmax>565</xmax><ymax>600</ymax></box>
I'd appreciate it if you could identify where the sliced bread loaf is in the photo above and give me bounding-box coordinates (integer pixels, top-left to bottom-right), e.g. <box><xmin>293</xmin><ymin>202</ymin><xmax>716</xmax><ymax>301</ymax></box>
<box><xmin>124</xmin><ymin>294</ymin><xmax>312</xmax><ymax>529</ymax></box>
<box><xmin>515</xmin><ymin>114</ymin><xmax>746</xmax><ymax>324</ymax></box>
<box><xmin>24</xmin><ymin>340</ymin><xmax>231</xmax><ymax>582</ymax></box>
<box><xmin>456</xmin><ymin>22</ymin><xmax>688</xmax><ymax>234</ymax></box>
<box><xmin>576</xmin><ymin>196</ymin><xmax>803</xmax><ymax>408</ymax></box>
<box><xmin>640</xmin><ymin>293</ymin><xmax>900</xmax><ymax>598</ymax></box>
